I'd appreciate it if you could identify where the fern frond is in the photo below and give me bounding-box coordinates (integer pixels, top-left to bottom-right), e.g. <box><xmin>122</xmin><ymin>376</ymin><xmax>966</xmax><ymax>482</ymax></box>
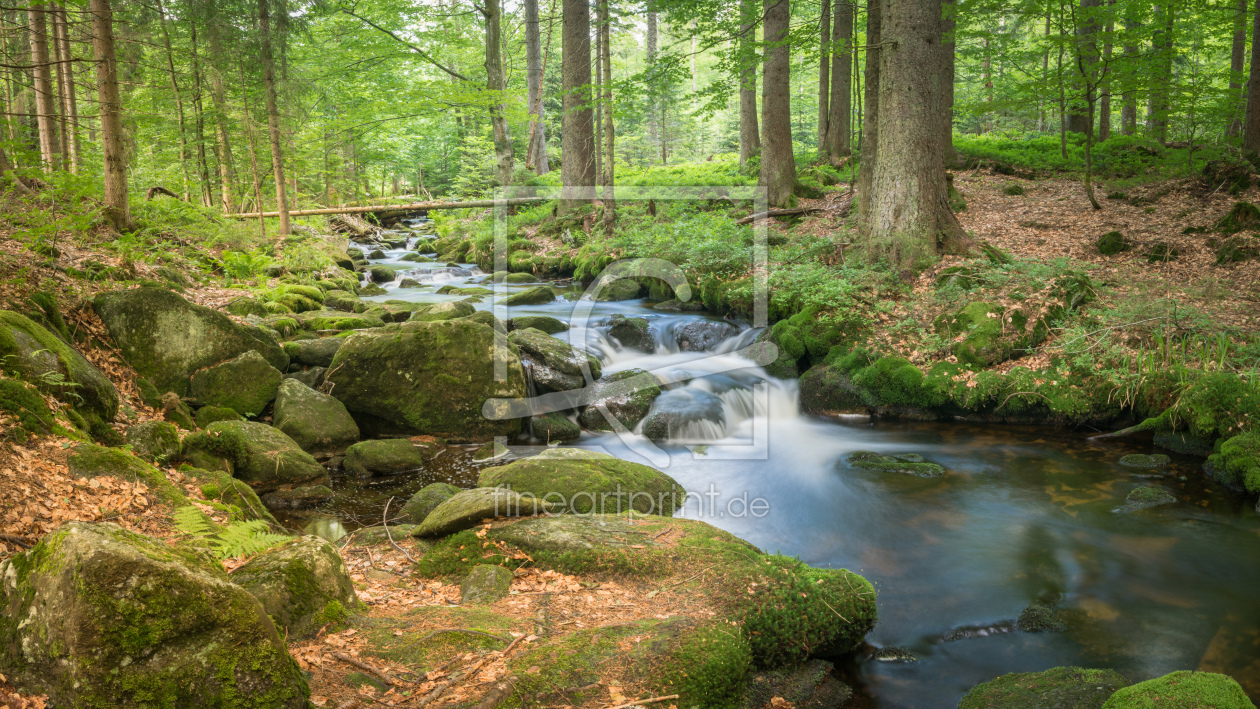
<box><xmin>172</xmin><ymin>505</ymin><xmax>217</xmax><ymax>537</ymax></box>
<box><xmin>211</xmin><ymin>519</ymin><xmax>291</xmax><ymax>560</ymax></box>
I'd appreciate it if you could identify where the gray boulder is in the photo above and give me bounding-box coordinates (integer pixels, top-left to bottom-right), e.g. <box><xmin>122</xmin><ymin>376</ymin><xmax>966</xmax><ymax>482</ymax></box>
<box><xmin>189</xmin><ymin>350</ymin><xmax>283</xmax><ymax>416</ymax></box>
<box><xmin>124</xmin><ymin>420</ymin><xmax>181</xmax><ymax>463</ymax></box>
<box><xmin>412</xmin><ymin>488</ymin><xmax>559</xmax><ymax>537</ymax></box>
<box><xmin>674</xmin><ymin>320</ymin><xmax>741</xmax><ymax>352</ymax></box>
<box><xmin>272</xmin><ymin>378</ymin><xmax>360</xmax><ymax>455</ymax></box>
<box><xmin>640</xmin><ymin>389</ymin><xmax>725</xmax><ymax>441</ymax></box>
<box><xmin>284</xmin><ymin>366</ymin><xmax>326</xmax><ymax>389</ymax></box>
<box><xmin>401</xmin><ymin>482</ymin><xmax>461</xmax><ymax>524</ymax></box>
<box><xmin>181</xmin><ymin>420</ymin><xmax>329</xmax><ymax>492</ymax></box>
<box><xmin>343</xmin><ymin>438</ymin><xmax>426</xmax><ymax>479</ymax></box>
<box><xmin>260</xmin><ymin>484</ymin><xmax>334</xmax><ymax>510</ymax></box>
<box><xmin>577</xmin><ymin>368</ymin><xmax>662</xmax><ymax>431</ymax></box>
<box><xmin>508</xmin><ymin>327</ymin><xmax>601</xmax><ymax>392</ymax></box>
<box><xmin>230</xmin><ymin>535</ymin><xmax>357</xmax><ymax>639</ymax></box>
<box><xmin>531</xmin><ymin>412</ymin><xmax>581</xmax><ymax>443</ymax></box>
<box><xmin>607</xmin><ymin>314</ymin><xmax>655</xmax><ymax>352</ymax></box>
<box><xmin>282</xmin><ymin>337</ymin><xmax>343</xmax><ymax>368</ymax></box>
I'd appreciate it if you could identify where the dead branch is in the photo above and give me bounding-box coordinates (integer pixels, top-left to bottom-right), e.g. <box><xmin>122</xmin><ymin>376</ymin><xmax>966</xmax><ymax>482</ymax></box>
<box><xmin>144</xmin><ymin>185</ymin><xmax>182</xmax><ymax>200</ymax></box>
<box><xmin>331</xmin><ymin>651</ymin><xmax>401</xmax><ymax>687</ymax></box>
<box><xmin>735</xmin><ymin>206</ymin><xmax>824</xmax><ymax>225</ymax></box>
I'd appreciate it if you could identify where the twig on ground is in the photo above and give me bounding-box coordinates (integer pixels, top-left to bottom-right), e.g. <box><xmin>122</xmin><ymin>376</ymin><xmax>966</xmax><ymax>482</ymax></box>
<box><xmin>331</xmin><ymin>651</ymin><xmax>401</xmax><ymax>687</ymax></box>
<box><xmin>383</xmin><ymin>497</ymin><xmax>415</xmax><ymax>563</ymax></box>
<box><xmin>605</xmin><ymin>694</ymin><xmax>680</xmax><ymax>709</ymax></box>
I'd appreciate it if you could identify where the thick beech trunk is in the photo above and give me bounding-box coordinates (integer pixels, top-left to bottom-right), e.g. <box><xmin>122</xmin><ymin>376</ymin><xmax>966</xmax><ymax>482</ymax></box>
<box><xmin>484</xmin><ymin>0</ymin><xmax>512</xmax><ymax>187</ymax></box>
<box><xmin>739</xmin><ymin>0</ymin><xmax>760</xmax><ymax>168</ymax></box>
<box><xmin>856</xmin><ymin>0</ymin><xmax>880</xmax><ymax>217</ymax></box>
<box><xmin>1244</xmin><ymin>0</ymin><xmax>1260</xmax><ymax>153</ymax></box>
<box><xmin>91</xmin><ymin>0</ymin><xmax>131</xmax><ymax>230</ymax></box>
<box><xmin>28</xmin><ymin>3</ymin><xmax>61</xmax><ymax>169</ymax></box>
<box><xmin>560</xmin><ymin>0</ymin><xmax>595</xmax><ymax>208</ymax></box>
<box><xmin>825</xmin><ymin>0</ymin><xmax>853</xmax><ymax>161</ymax></box>
<box><xmin>760</xmin><ymin>0</ymin><xmax>795</xmax><ymax>208</ymax></box>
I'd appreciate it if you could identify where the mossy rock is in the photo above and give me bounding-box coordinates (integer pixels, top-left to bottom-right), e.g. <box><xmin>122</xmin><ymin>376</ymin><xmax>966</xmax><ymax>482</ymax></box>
<box><xmin>799</xmin><ymin>365</ymin><xmax>868</xmax><ymax>416</ymax></box>
<box><xmin>1097</xmin><ymin>231</ymin><xmax>1133</xmax><ymax>255</ymax></box>
<box><xmin>508</xmin><ymin>617</ymin><xmax>751</xmax><ymax>709</ymax></box>
<box><xmin>401</xmin><ymin>482</ymin><xmax>461</xmax><ymax>524</ymax></box>
<box><xmin>230</xmin><ymin>535</ymin><xmax>357</xmax><ymax>640</ymax></box>
<box><xmin>641</xmin><ymin>388</ymin><xmax>726</xmax><ymax>441</ymax></box>
<box><xmin>435</xmin><ymin>285</ymin><xmax>493</xmax><ymax>296</ymax></box>
<box><xmin>960</xmin><ymin>666</ymin><xmax>1131</xmax><ymax>709</ymax></box>
<box><xmin>68</xmin><ymin>443</ymin><xmax>186</xmax><ymax>505</ymax></box>
<box><xmin>1004</xmin><ymin>183</ymin><xmax>1026</xmax><ymax>196</ymax></box>
<box><xmin>472</xmin><ymin>440</ymin><xmax>509</xmax><ymax>461</ymax></box>
<box><xmin>1214</xmin><ymin>235</ymin><xmax>1260</xmax><ymax>264</ymax></box>
<box><xmin>343</xmin><ymin>438</ymin><xmax>425</xmax><ymax>479</ymax></box>
<box><xmin>507</xmin><ymin>315</ymin><xmax>568</xmax><ymax>334</ymax></box>
<box><xmin>323</xmin><ymin>290</ymin><xmax>366</xmax><ymax>313</ymax></box>
<box><xmin>1102</xmin><ymin>670</ymin><xmax>1254</xmax><ymax>709</ymax></box>
<box><xmin>607</xmin><ymin>314</ymin><xmax>655</xmax><ymax>352</ymax></box>
<box><xmin>460</xmin><ymin>564</ymin><xmax>512</xmax><ymax>605</ymax></box>
<box><xmin>529</xmin><ymin>412</ymin><xmax>580</xmax><ymax>442</ymax></box>
<box><xmin>848</xmin><ymin>451</ymin><xmax>946</xmax><ymax>478</ymax></box>
<box><xmin>124</xmin><ymin>420</ymin><xmax>180</xmax><ymax>464</ymax></box>
<box><xmin>0</xmin><ymin>310</ymin><xmax>119</xmax><ymax>422</ymax></box>
<box><xmin>501</xmin><ymin>285</ymin><xmax>556</xmax><ymax>306</ymax></box>
<box><xmin>163</xmin><ymin>393</ymin><xmax>197</xmax><ymax>430</ymax></box>
<box><xmin>272</xmin><ymin>379</ymin><xmax>359</xmax><ymax>456</ymax></box>
<box><xmin>295</xmin><ymin>311</ymin><xmax>386</xmax><ymax>331</ymax></box>
<box><xmin>282</xmin><ymin>337</ymin><xmax>343</xmax><ymax>368</ymax></box>
<box><xmin>577</xmin><ymin>368</ymin><xmax>663</xmax><ymax>432</ymax></box>
<box><xmin>456</xmin><ymin>310</ymin><xmax>506</xmax><ymax>333</ymax></box>
<box><xmin>934</xmin><ymin>301</ymin><xmax>1047</xmax><ymax>368</ymax></box>
<box><xmin>182</xmin><ymin>420</ymin><xmax>328</xmax><ymax>493</ymax></box>
<box><xmin>411</xmin><ymin>487</ymin><xmax>560</xmax><ymax>537</ymax></box>
<box><xmin>1214</xmin><ymin>201</ymin><xmax>1260</xmax><ymax>234</ymax></box>
<box><xmin>397</xmin><ymin>253</ymin><xmax>422</xmax><ymax>262</ymax></box>
<box><xmin>1121</xmin><ymin>485</ymin><xmax>1177</xmax><ymax>512</ymax></box>
<box><xmin>225</xmin><ymin>297</ymin><xmax>270</xmax><ymax>318</ymax></box>
<box><xmin>1207</xmin><ymin>433</ymin><xmax>1260</xmax><ymax>494</ymax></box>
<box><xmin>1119</xmin><ymin>453</ymin><xmax>1170</xmax><ymax>468</ymax></box>
<box><xmin>478</xmin><ymin>448</ymin><xmax>685</xmax><ymax>516</ymax></box>
<box><xmin>508</xmin><ymin>327</ymin><xmax>601</xmax><ymax>392</ymax></box>
<box><xmin>936</xmin><ymin>265</ymin><xmax>980</xmax><ymax>290</ymax></box>
<box><xmin>195</xmin><ymin>404</ymin><xmax>244</xmax><ymax>428</ymax></box>
<box><xmin>189</xmin><ymin>350</ymin><xmax>283</xmax><ymax>417</ymax></box>
<box><xmin>1143</xmin><ymin>373</ymin><xmax>1260</xmax><ymax>443</ymax></box>
<box><xmin>1016</xmin><ymin>602</ymin><xmax>1068</xmax><ymax>633</ymax></box>
<box><xmin>260</xmin><ymin>484</ymin><xmax>334</xmax><ymax>510</ymax></box>
<box><xmin>325</xmin><ymin>320</ymin><xmax>527</xmax><ymax>440</ymax></box>
<box><xmin>1153</xmin><ymin>431</ymin><xmax>1214</xmax><ymax>457</ymax></box>
<box><xmin>181</xmin><ymin>466</ymin><xmax>278</xmax><ymax>524</ymax></box>
<box><xmin>0</xmin><ymin>522</ymin><xmax>308</xmax><ymax>707</ymax></box>
<box><xmin>95</xmin><ymin>288</ymin><xmax>287</xmax><ymax>397</ymax></box>
<box><xmin>593</xmin><ymin>276</ymin><xmax>643</xmax><ymax>302</ymax></box>
<box><xmin>0</xmin><ymin>378</ymin><xmax>62</xmax><ymax>442</ymax></box>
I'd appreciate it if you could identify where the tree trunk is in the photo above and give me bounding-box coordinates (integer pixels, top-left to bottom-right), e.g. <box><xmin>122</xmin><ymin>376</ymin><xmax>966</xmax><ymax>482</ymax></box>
<box><xmin>739</xmin><ymin>0</ymin><xmax>760</xmax><ymax>168</ymax></box>
<box><xmin>1229</xmin><ymin>0</ymin><xmax>1248</xmax><ymax>137</ymax></box>
<box><xmin>1244</xmin><ymin>0</ymin><xmax>1260</xmax><ymax>153</ymax></box>
<box><xmin>1098</xmin><ymin>0</ymin><xmax>1113</xmax><ymax>141</ymax></box>
<box><xmin>856</xmin><ymin>0</ymin><xmax>881</xmax><ymax>217</ymax></box>
<box><xmin>824</xmin><ymin>0</ymin><xmax>852</xmax><ymax>161</ymax></box>
<box><xmin>1147</xmin><ymin>2</ymin><xmax>1174</xmax><ymax>144</ymax></box>
<box><xmin>941</xmin><ymin>0</ymin><xmax>956</xmax><ymax>165</ymax></box>
<box><xmin>864</xmin><ymin>0</ymin><xmax>970</xmax><ymax>258</ymax></box>
<box><xmin>241</xmin><ymin>76</ymin><xmax>265</xmax><ymax>238</ymax></box>
<box><xmin>524</xmin><ymin>0</ymin><xmax>550</xmax><ymax>174</ymax></box>
<box><xmin>154</xmin><ymin>0</ymin><xmax>192</xmax><ymax>198</ymax></box>
<box><xmin>561</xmin><ymin>0</ymin><xmax>595</xmax><ymax>209</ymax></box>
<box><xmin>1120</xmin><ymin>3</ymin><xmax>1137</xmax><ymax>134</ymax></box>
<box><xmin>53</xmin><ymin>5</ymin><xmax>79</xmax><ymax>171</ymax></box>
<box><xmin>91</xmin><ymin>0</ymin><xmax>131</xmax><ymax>230</ymax></box>
<box><xmin>484</xmin><ymin>0</ymin><xmax>513</xmax><ymax>187</ymax></box>
<box><xmin>1068</xmin><ymin>0</ymin><xmax>1103</xmax><ymax>136</ymax></box>
<box><xmin>600</xmin><ymin>0</ymin><xmax>614</xmax><ymax>229</ymax></box>
<box><xmin>50</xmin><ymin>5</ymin><xmax>68</xmax><ymax>171</ymax></box>
<box><xmin>593</xmin><ymin>25</ymin><xmax>603</xmax><ymax>181</ymax></box>
<box><xmin>646</xmin><ymin>4</ymin><xmax>658</xmax><ymax>161</ymax></box>
<box><xmin>761</xmin><ymin>0</ymin><xmax>796</xmax><ymax>208</ymax></box>
<box><xmin>28</xmin><ymin>3</ymin><xmax>61</xmax><ymax>169</ymax></box>
<box><xmin>258</xmin><ymin>0</ymin><xmax>290</xmax><ymax>235</ymax></box>
<box><xmin>205</xmin><ymin>27</ymin><xmax>237</xmax><ymax>212</ymax></box>
<box><xmin>190</xmin><ymin>20</ymin><xmax>214</xmax><ymax>208</ymax></box>
<box><xmin>817</xmin><ymin>0</ymin><xmax>830</xmax><ymax>158</ymax></box>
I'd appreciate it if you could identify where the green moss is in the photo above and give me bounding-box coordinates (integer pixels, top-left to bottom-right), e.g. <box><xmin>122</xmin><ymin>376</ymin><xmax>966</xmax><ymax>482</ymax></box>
<box><xmin>478</xmin><ymin>449</ymin><xmax>686</xmax><ymax>515</ymax></box>
<box><xmin>1102</xmin><ymin>671</ymin><xmax>1254</xmax><ymax>708</ymax></box>
<box><xmin>0</xmin><ymin>378</ymin><xmax>61</xmax><ymax>442</ymax></box>
<box><xmin>1209</xmin><ymin>433</ymin><xmax>1260</xmax><ymax>494</ymax></box>
<box><xmin>848</xmin><ymin>451</ymin><xmax>946</xmax><ymax>478</ymax></box>
<box><xmin>1016</xmin><ymin>602</ymin><xmax>1068</xmax><ymax>632</ymax></box>
<box><xmin>68</xmin><ymin>443</ymin><xmax>187</xmax><ymax>505</ymax></box>
<box><xmin>1097</xmin><ymin>231</ymin><xmax>1132</xmax><ymax>255</ymax></box>
<box><xmin>1214</xmin><ymin>201</ymin><xmax>1260</xmax><ymax>234</ymax></box>
<box><xmin>1119</xmin><ymin>454</ymin><xmax>1170</xmax><ymax>468</ymax></box>
<box><xmin>196</xmin><ymin>404</ymin><xmax>245</xmax><ymax>428</ymax></box>
<box><xmin>851</xmin><ymin>357</ymin><xmax>945</xmax><ymax>410</ymax></box>
<box><xmin>0</xmin><ymin>310</ymin><xmax>119</xmax><ymax>421</ymax></box>
<box><xmin>1003</xmin><ymin>183</ymin><xmax>1026</xmax><ymax>196</ymax></box>
<box><xmin>961</xmin><ymin>666</ymin><xmax>1130</xmax><ymax>709</ymax></box>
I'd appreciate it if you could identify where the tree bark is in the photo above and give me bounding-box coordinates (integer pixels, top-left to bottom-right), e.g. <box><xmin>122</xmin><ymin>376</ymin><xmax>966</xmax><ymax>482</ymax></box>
<box><xmin>824</xmin><ymin>0</ymin><xmax>852</xmax><ymax>161</ymax></box>
<box><xmin>593</xmin><ymin>25</ymin><xmax>603</xmax><ymax>182</ymax></box>
<box><xmin>190</xmin><ymin>20</ymin><xmax>214</xmax><ymax>208</ymax></box>
<box><xmin>760</xmin><ymin>0</ymin><xmax>795</xmax><ymax>208</ymax></box>
<box><xmin>154</xmin><ymin>0</ymin><xmax>191</xmax><ymax>198</ymax></box>
<box><xmin>50</xmin><ymin>4</ymin><xmax>68</xmax><ymax>171</ymax></box>
<box><xmin>483</xmin><ymin>0</ymin><xmax>513</xmax><ymax>187</ymax></box>
<box><xmin>28</xmin><ymin>3</ymin><xmax>61</xmax><ymax>169</ymax></box>
<box><xmin>257</xmin><ymin>0</ymin><xmax>290</xmax><ymax>235</ymax></box>
<box><xmin>600</xmin><ymin>0</ymin><xmax>614</xmax><ymax>230</ymax></box>
<box><xmin>646</xmin><ymin>4</ymin><xmax>658</xmax><ymax>161</ymax></box>
<box><xmin>561</xmin><ymin>0</ymin><xmax>595</xmax><ymax>209</ymax></box>
<box><xmin>856</xmin><ymin>0</ymin><xmax>880</xmax><ymax>217</ymax></box>
<box><xmin>864</xmin><ymin>0</ymin><xmax>971</xmax><ymax>257</ymax></box>
<box><xmin>1120</xmin><ymin>2</ymin><xmax>1137</xmax><ymax>134</ymax></box>
<box><xmin>941</xmin><ymin>0</ymin><xmax>955</xmax><ymax>165</ymax></box>
<box><xmin>1244</xmin><ymin>0</ymin><xmax>1260</xmax><ymax>153</ymax></box>
<box><xmin>1147</xmin><ymin>2</ymin><xmax>1174</xmax><ymax>144</ymax></box>
<box><xmin>524</xmin><ymin>0</ymin><xmax>550</xmax><ymax>173</ymax></box>
<box><xmin>53</xmin><ymin>5</ymin><xmax>79</xmax><ymax>171</ymax></box>
<box><xmin>817</xmin><ymin>0</ymin><xmax>830</xmax><ymax>158</ymax></box>
<box><xmin>205</xmin><ymin>18</ymin><xmax>237</xmax><ymax>212</ymax></box>
<box><xmin>1098</xmin><ymin>0</ymin><xmax>1113</xmax><ymax>141</ymax></box>
<box><xmin>91</xmin><ymin>0</ymin><xmax>131</xmax><ymax>230</ymax></box>
<box><xmin>241</xmin><ymin>75</ymin><xmax>265</xmax><ymax>238</ymax></box>
<box><xmin>738</xmin><ymin>0</ymin><xmax>761</xmax><ymax>168</ymax></box>
<box><xmin>1068</xmin><ymin>0</ymin><xmax>1103</xmax><ymax>136</ymax></box>
<box><xmin>1229</xmin><ymin>0</ymin><xmax>1248</xmax><ymax>137</ymax></box>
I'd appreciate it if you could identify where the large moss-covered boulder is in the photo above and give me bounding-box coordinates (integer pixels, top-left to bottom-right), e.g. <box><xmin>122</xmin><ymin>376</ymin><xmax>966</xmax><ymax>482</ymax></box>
<box><xmin>577</xmin><ymin>368</ymin><xmax>662</xmax><ymax>431</ymax></box>
<box><xmin>934</xmin><ymin>301</ymin><xmax>1047</xmax><ymax>368</ymax></box>
<box><xmin>593</xmin><ymin>276</ymin><xmax>643</xmax><ymax>301</ymax></box>
<box><xmin>508</xmin><ymin>315</ymin><xmax>568</xmax><ymax>334</ymax></box>
<box><xmin>0</xmin><ymin>522</ymin><xmax>309</xmax><ymax>707</ymax></box>
<box><xmin>342</xmin><ymin>438</ymin><xmax>425</xmax><ymax>479</ymax></box>
<box><xmin>412</xmin><ymin>487</ymin><xmax>559</xmax><ymax>537</ymax></box>
<box><xmin>230</xmin><ymin>535</ymin><xmax>356</xmax><ymax>640</ymax></box>
<box><xmin>181</xmin><ymin>421</ymin><xmax>328</xmax><ymax>492</ymax></box>
<box><xmin>799</xmin><ymin>365</ymin><xmax>868</xmax><ymax>416</ymax></box>
<box><xmin>68</xmin><ymin>443</ymin><xmax>186</xmax><ymax>504</ymax></box>
<box><xmin>1209</xmin><ymin>432</ymin><xmax>1260</xmax><ymax>494</ymax></box>
<box><xmin>260</xmin><ymin>484</ymin><xmax>334</xmax><ymax>511</ymax></box>
<box><xmin>182</xmin><ymin>466</ymin><xmax>278</xmax><ymax>524</ymax></box>
<box><xmin>282</xmin><ymin>337</ymin><xmax>343</xmax><ymax>368</ymax></box>
<box><xmin>960</xmin><ymin>666</ymin><xmax>1131</xmax><ymax>709</ymax></box>
<box><xmin>607</xmin><ymin>314</ymin><xmax>655</xmax><ymax>352</ymax></box>
<box><xmin>0</xmin><ymin>310</ymin><xmax>118</xmax><ymax>422</ymax></box>
<box><xmin>1102</xmin><ymin>671</ymin><xmax>1254</xmax><ymax>708</ymax></box>
<box><xmin>94</xmin><ymin>287</ymin><xmax>287</xmax><ymax>396</ymax></box>
<box><xmin>530</xmin><ymin>411</ymin><xmax>581</xmax><ymax>442</ymax></box>
<box><xmin>409</xmin><ymin>300</ymin><xmax>476</xmax><ymax>322</ymax></box>
<box><xmin>508</xmin><ymin>327</ymin><xmax>601</xmax><ymax>392</ymax></box>
<box><xmin>460</xmin><ymin>564</ymin><xmax>512</xmax><ymax>605</ymax></box>
<box><xmin>674</xmin><ymin>320</ymin><xmax>740</xmax><ymax>352</ymax></box>
<box><xmin>124</xmin><ymin>420</ymin><xmax>181</xmax><ymax>463</ymax></box>
<box><xmin>501</xmin><ymin>285</ymin><xmax>556</xmax><ymax>306</ymax></box>
<box><xmin>325</xmin><ymin>320</ymin><xmax>527</xmax><ymax>439</ymax></box>
<box><xmin>189</xmin><ymin>350</ymin><xmax>283</xmax><ymax>416</ymax></box>
<box><xmin>272</xmin><ymin>379</ymin><xmax>359</xmax><ymax>456</ymax></box>
<box><xmin>641</xmin><ymin>388</ymin><xmax>726</xmax><ymax>441</ymax></box>
<box><xmin>401</xmin><ymin>482</ymin><xmax>461</xmax><ymax>524</ymax></box>
<box><xmin>478</xmin><ymin>448</ymin><xmax>685</xmax><ymax>516</ymax></box>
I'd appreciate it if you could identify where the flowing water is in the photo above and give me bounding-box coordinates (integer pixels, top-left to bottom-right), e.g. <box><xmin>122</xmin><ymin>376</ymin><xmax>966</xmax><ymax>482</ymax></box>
<box><xmin>310</xmin><ymin>229</ymin><xmax>1260</xmax><ymax>707</ymax></box>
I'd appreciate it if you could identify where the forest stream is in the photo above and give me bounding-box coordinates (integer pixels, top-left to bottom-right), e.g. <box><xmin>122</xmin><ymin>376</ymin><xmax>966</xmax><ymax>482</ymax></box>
<box><xmin>274</xmin><ymin>227</ymin><xmax>1260</xmax><ymax>707</ymax></box>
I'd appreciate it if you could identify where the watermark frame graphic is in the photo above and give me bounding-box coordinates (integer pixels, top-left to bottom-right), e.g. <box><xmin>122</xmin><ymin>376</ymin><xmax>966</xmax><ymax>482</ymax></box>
<box><xmin>481</xmin><ymin>184</ymin><xmax>774</xmax><ymax>467</ymax></box>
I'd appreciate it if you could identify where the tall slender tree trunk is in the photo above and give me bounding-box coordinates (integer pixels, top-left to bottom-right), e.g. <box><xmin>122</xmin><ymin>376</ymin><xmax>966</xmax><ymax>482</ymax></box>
<box><xmin>1147</xmin><ymin>2</ymin><xmax>1174</xmax><ymax>144</ymax></box>
<box><xmin>1098</xmin><ymin>0</ymin><xmax>1113</xmax><ymax>141</ymax></box>
<box><xmin>824</xmin><ymin>0</ymin><xmax>852</xmax><ymax>161</ymax></box>
<box><xmin>91</xmin><ymin>0</ymin><xmax>131</xmax><ymax>230</ymax></box>
<box><xmin>646</xmin><ymin>4</ymin><xmax>658</xmax><ymax>162</ymax></box>
<box><xmin>483</xmin><ymin>0</ymin><xmax>513</xmax><ymax>187</ymax></box>
<box><xmin>857</xmin><ymin>0</ymin><xmax>881</xmax><ymax>217</ymax></box>
<box><xmin>1120</xmin><ymin>3</ymin><xmax>1137</xmax><ymax>134</ymax></box>
<box><xmin>817</xmin><ymin>0</ymin><xmax>830</xmax><ymax>158</ymax></box>
<box><xmin>1040</xmin><ymin>13</ymin><xmax>1050</xmax><ymax>131</ymax></box>
<box><xmin>50</xmin><ymin>5</ymin><xmax>68</xmax><ymax>171</ymax></box>
<box><xmin>241</xmin><ymin>77</ymin><xmax>265</xmax><ymax>238</ymax></box>
<box><xmin>28</xmin><ymin>3</ymin><xmax>61</xmax><ymax>169</ymax></box>
<box><xmin>1229</xmin><ymin>0</ymin><xmax>1248</xmax><ymax>137</ymax></box>
<box><xmin>941</xmin><ymin>0</ymin><xmax>956</xmax><ymax>164</ymax></box>
<box><xmin>1068</xmin><ymin>0</ymin><xmax>1103</xmax><ymax>135</ymax></box>
<box><xmin>600</xmin><ymin>0</ymin><xmax>614</xmax><ymax>228</ymax></box>
<box><xmin>53</xmin><ymin>5</ymin><xmax>78</xmax><ymax>171</ymax></box>
<box><xmin>524</xmin><ymin>0</ymin><xmax>550</xmax><ymax>174</ymax></box>
<box><xmin>738</xmin><ymin>0</ymin><xmax>760</xmax><ymax>168</ymax></box>
<box><xmin>258</xmin><ymin>0</ymin><xmax>289</xmax><ymax>235</ymax></box>
<box><xmin>1243</xmin><ymin>0</ymin><xmax>1260</xmax><ymax>153</ymax></box>
<box><xmin>190</xmin><ymin>20</ymin><xmax>213</xmax><ymax>207</ymax></box>
<box><xmin>593</xmin><ymin>25</ymin><xmax>603</xmax><ymax>182</ymax></box>
<box><xmin>761</xmin><ymin>0</ymin><xmax>795</xmax><ymax>207</ymax></box>
<box><xmin>864</xmin><ymin>0</ymin><xmax>970</xmax><ymax>257</ymax></box>
<box><xmin>206</xmin><ymin>49</ymin><xmax>237</xmax><ymax>210</ymax></box>
<box><xmin>155</xmin><ymin>0</ymin><xmax>191</xmax><ymax>198</ymax></box>
<box><xmin>561</xmin><ymin>0</ymin><xmax>595</xmax><ymax>209</ymax></box>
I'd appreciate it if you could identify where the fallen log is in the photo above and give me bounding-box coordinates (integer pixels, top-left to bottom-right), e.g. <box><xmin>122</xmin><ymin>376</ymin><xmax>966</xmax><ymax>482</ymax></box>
<box><xmin>145</xmin><ymin>185</ymin><xmax>182</xmax><ymax>200</ymax></box>
<box><xmin>225</xmin><ymin>197</ymin><xmax>549</xmax><ymax>219</ymax></box>
<box><xmin>735</xmin><ymin>206</ymin><xmax>824</xmax><ymax>225</ymax></box>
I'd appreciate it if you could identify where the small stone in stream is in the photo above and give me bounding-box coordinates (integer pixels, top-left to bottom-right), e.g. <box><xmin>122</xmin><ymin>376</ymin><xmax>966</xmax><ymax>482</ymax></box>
<box><xmin>360</xmin><ymin>283</ymin><xmax>388</xmax><ymax>296</ymax></box>
<box><xmin>124</xmin><ymin>420</ymin><xmax>180</xmax><ymax>463</ymax></box>
<box><xmin>461</xmin><ymin>564</ymin><xmax>513</xmax><ymax>604</ymax></box>
<box><xmin>504</xmin><ymin>272</ymin><xmax>535</xmax><ymax>283</ymax></box>
<box><xmin>577</xmin><ymin>368</ymin><xmax>662</xmax><ymax>432</ymax></box>
<box><xmin>1120</xmin><ymin>485</ymin><xmax>1177</xmax><ymax>512</ymax></box>
<box><xmin>674</xmin><ymin>320</ymin><xmax>741</xmax><ymax>352</ymax></box>
<box><xmin>531</xmin><ymin>411</ymin><xmax>581</xmax><ymax>443</ymax></box>
<box><xmin>261</xmin><ymin>484</ymin><xmax>334</xmax><ymax>510</ymax></box>
<box><xmin>606</xmin><ymin>314</ymin><xmax>655</xmax><ymax>352</ymax></box>
<box><xmin>958</xmin><ymin>667</ymin><xmax>1129</xmax><ymax>709</ymax></box>
<box><xmin>1016</xmin><ymin>602</ymin><xmax>1067</xmax><ymax>633</ymax></box>
<box><xmin>367</xmin><ymin>249</ymin><xmax>386</xmax><ymax>259</ymax></box>
<box><xmin>870</xmin><ymin>646</ymin><xmax>920</xmax><ymax>662</ymax></box>
<box><xmin>398</xmin><ymin>253</ymin><xmax>422</xmax><ymax>262</ymax></box>
<box><xmin>346</xmin><ymin>247</ymin><xmax>364</xmax><ymax>259</ymax></box>
<box><xmin>408</xmin><ymin>300</ymin><xmax>475</xmax><ymax>322</ymax></box>
<box><xmin>654</xmin><ymin>298</ymin><xmax>705</xmax><ymax>312</ymax></box>
<box><xmin>401</xmin><ymin>482</ymin><xmax>461</xmax><ymax>524</ymax></box>
<box><xmin>1119</xmin><ymin>453</ymin><xmax>1170</xmax><ymax>468</ymax></box>
<box><xmin>847</xmin><ymin>451</ymin><xmax>946</xmax><ymax>478</ymax></box>
<box><xmin>502</xmin><ymin>285</ymin><xmax>556</xmax><ymax>306</ymax></box>
<box><xmin>508</xmin><ymin>315</ymin><xmax>568</xmax><ymax>334</ymax></box>
<box><xmin>369</xmin><ymin>265</ymin><xmax>395</xmax><ymax>283</ymax></box>
<box><xmin>640</xmin><ymin>389</ymin><xmax>726</xmax><ymax>441</ymax></box>
<box><xmin>593</xmin><ymin>276</ymin><xmax>642</xmax><ymax>301</ymax></box>
<box><xmin>473</xmin><ymin>440</ymin><xmax>510</xmax><ymax>461</ymax></box>
<box><xmin>343</xmin><ymin>438</ymin><xmax>426</xmax><ymax>479</ymax></box>
<box><xmin>398</xmin><ymin>278</ymin><xmax>422</xmax><ymax>288</ymax></box>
